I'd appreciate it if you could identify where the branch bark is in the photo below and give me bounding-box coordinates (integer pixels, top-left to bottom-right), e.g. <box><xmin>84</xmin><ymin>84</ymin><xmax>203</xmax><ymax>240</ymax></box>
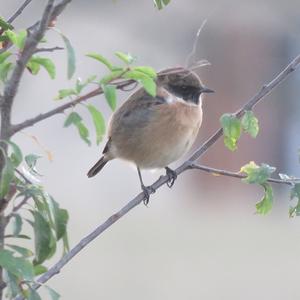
<box><xmin>14</xmin><ymin>53</ymin><xmax>300</xmax><ymax>298</ymax></box>
<box><xmin>190</xmin><ymin>164</ymin><xmax>299</xmax><ymax>185</ymax></box>
<box><xmin>7</xmin><ymin>0</ymin><xmax>34</xmax><ymax>24</ymax></box>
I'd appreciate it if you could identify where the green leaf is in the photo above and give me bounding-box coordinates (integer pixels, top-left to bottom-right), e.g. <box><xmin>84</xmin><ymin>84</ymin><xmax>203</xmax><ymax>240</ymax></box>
<box><xmin>0</xmin><ymin>51</ymin><xmax>11</xmax><ymax>64</ymax></box>
<box><xmin>6</xmin><ymin>245</ymin><xmax>33</xmax><ymax>257</ymax></box>
<box><xmin>0</xmin><ymin>249</ymin><xmax>34</xmax><ymax>280</ymax></box>
<box><xmin>0</xmin><ymin>17</ymin><xmax>14</xmax><ymax>30</ymax></box>
<box><xmin>62</xmin><ymin>231</ymin><xmax>70</xmax><ymax>253</ymax></box>
<box><xmin>256</xmin><ymin>183</ymin><xmax>273</xmax><ymax>215</ymax></box>
<box><xmin>15</xmin><ymin>30</ymin><xmax>27</xmax><ymax>49</ymax></box>
<box><xmin>64</xmin><ymin>112</ymin><xmax>91</xmax><ymax>146</ymax></box>
<box><xmin>102</xmin><ymin>84</ymin><xmax>117</xmax><ymax>111</ymax></box>
<box><xmin>87</xmin><ymin>104</ymin><xmax>106</xmax><ymax>144</ymax></box>
<box><xmin>154</xmin><ymin>0</ymin><xmax>163</xmax><ymax>9</ymax></box>
<box><xmin>240</xmin><ymin>161</ymin><xmax>276</xmax><ymax>184</ymax></box>
<box><xmin>31</xmin><ymin>211</ymin><xmax>53</xmax><ymax>265</ymax></box>
<box><xmin>124</xmin><ymin>70</ymin><xmax>156</xmax><ymax>96</ymax></box>
<box><xmin>25</xmin><ymin>154</ymin><xmax>41</xmax><ymax>176</ymax></box>
<box><xmin>26</xmin><ymin>59</ymin><xmax>40</xmax><ymax>75</ymax></box>
<box><xmin>133</xmin><ymin>66</ymin><xmax>157</xmax><ymax>79</ymax></box>
<box><xmin>12</xmin><ymin>214</ymin><xmax>23</xmax><ymax>236</ymax></box>
<box><xmin>34</xmin><ymin>264</ymin><xmax>47</xmax><ymax>276</ymax></box>
<box><xmin>100</xmin><ymin>70</ymin><xmax>125</xmax><ymax>84</ymax></box>
<box><xmin>28</xmin><ymin>287</ymin><xmax>42</xmax><ymax>300</ymax></box>
<box><xmin>5</xmin><ymin>30</ymin><xmax>17</xmax><ymax>46</ymax></box>
<box><xmin>45</xmin><ymin>286</ymin><xmax>61</xmax><ymax>300</ymax></box>
<box><xmin>241</xmin><ymin>110</ymin><xmax>259</xmax><ymax>138</ymax></box>
<box><xmin>6</xmin><ymin>140</ymin><xmax>23</xmax><ymax>167</ymax></box>
<box><xmin>48</xmin><ymin>196</ymin><xmax>69</xmax><ymax>240</ymax></box>
<box><xmin>6</xmin><ymin>234</ymin><xmax>31</xmax><ymax>240</ymax></box>
<box><xmin>154</xmin><ymin>0</ymin><xmax>171</xmax><ymax>9</ymax></box>
<box><xmin>27</xmin><ymin>56</ymin><xmax>56</xmax><ymax>79</ymax></box>
<box><xmin>3</xmin><ymin>270</ymin><xmax>21</xmax><ymax>298</ymax></box>
<box><xmin>115</xmin><ymin>51</ymin><xmax>135</xmax><ymax>64</ymax></box>
<box><xmin>4</xmin><ymin>29</ymin><xmax>26</xmax><ymax>49</ymax></box>
<box><xmin>289</xmin><ymin>183</ymin><xmax>300</xmax><ymax>217</ymax></box>
<box><xmin>64</xmin><ymin>111</ymin><xmax>82</xmax><ymax>127</ymax></box>
<box><xmin>0</xmin><ymin>61</ymin><xmax>13</xmax><ymax>82</ymax></box>
<box><xmin>55</xmin><ymin>88</ymin><xmax>77</xmax><ymax>100</ymax></box>
<box><xmin>0</xmin><ymin>156</ymin><xmax>14</xmax><ymax>198</ymax></box>
<box><xmin>60</xmin><ymin>34</ymin><xmax>76</xmax><ymax>79</ymax></box>
<box><xmin>220</xmin><ymin>114</ymin><xmax>241</xmax><ymax>151</ymax></box>
<box><xmin>86</xmin><ymin>53</ymin><xmax>114</xmax><ymax>71</ymax></box>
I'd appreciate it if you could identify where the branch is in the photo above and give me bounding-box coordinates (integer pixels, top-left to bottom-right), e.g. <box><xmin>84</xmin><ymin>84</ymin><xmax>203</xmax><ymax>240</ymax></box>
<box><xmin>14</xmin><ymin>54</ymin><xmax>300</xmax><ymax>298</ymax></box>
<box><xmin>34</xmin><ymin>46</ymin><xmax>64</xmax><ymax>53</ymax></box>
<box><xmin>10</xmin><ymin>79</ymin><xmax>135</xmax><ymax>135</ymax></box>
<box><xmin>7</xmin><ymin>0</ymin><xmax>33</xmax><ymax>24</ymax></box>
<box><xmin>190</xmin><ymin>164</ymin><xmax>299</xmax><ymax>186</ymax></box>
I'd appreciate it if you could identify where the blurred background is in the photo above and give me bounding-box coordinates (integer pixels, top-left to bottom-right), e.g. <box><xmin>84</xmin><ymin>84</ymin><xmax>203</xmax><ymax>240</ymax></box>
<box><xmin>2</xmin><ymin>0</ymin><xmax>300</xmax><ymax>299</ymax></box>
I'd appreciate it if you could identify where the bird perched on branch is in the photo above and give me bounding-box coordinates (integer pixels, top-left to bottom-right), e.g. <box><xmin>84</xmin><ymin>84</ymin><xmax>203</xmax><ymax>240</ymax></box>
<box><xmin>87</xmin><ymin>67</ymin><xmax>214</xmax><ymax>204</ymax></box>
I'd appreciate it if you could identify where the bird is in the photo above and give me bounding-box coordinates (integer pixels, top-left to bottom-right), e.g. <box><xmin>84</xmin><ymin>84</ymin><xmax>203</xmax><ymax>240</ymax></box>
<box><xmin>87</xmin><ymin>67</ymin><xmax>214</xmax><ymax>204</ymax></box>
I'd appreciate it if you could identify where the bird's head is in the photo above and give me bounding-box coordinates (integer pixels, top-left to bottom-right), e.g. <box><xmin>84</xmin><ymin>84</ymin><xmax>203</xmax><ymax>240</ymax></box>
<box><xmin>157</xmin><ymin>67</ymin><xmax>214</xmax><ymax>105</ymax></box>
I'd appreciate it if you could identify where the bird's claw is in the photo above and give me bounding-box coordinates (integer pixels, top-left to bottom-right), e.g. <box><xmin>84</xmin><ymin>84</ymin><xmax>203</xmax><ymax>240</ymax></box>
<box><xmin>141</xmin><ymin>185</ymin><xmax>155</xmax><ymax>206</ymax></box>
<box><xmin>165</xmin><ymin>167</ymin><xmax>177</xmax><ymax>188</ymax></box>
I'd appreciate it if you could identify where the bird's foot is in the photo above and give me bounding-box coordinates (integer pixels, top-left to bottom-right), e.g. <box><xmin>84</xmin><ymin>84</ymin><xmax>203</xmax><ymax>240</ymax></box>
<box><xmin>165</xmin><ymin>167</ymin><xmax>177</xmax><ymax>188</ymax></box>
<box><xmin>141</xmin><ymin>185</ymin><xmax>155</xmax><ymax>206</ymax></box>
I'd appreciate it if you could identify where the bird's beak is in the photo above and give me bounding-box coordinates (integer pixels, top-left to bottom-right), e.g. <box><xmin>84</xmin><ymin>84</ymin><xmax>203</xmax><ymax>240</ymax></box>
<box><xmin>201</xmin><ymin>87</ymin><xmax>215</xmax><ymax>94</ymax></box>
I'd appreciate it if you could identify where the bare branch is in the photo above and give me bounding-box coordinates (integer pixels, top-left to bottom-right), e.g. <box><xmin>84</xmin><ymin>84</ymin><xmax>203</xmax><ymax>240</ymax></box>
<box><xmin>190</xmin><ymin>164</ymin><xmax>299</xmax><ymax>186</ymax></box>
<box><xmin>34</xmin><ymin>46</ymin><xmax>64</xmax><ymax>53</ymax></box>
<box><xmin>14</xmin><ymin>53</ymin><xmax>300</xmax><ymax>298</ymax></box>
<box><xmin>7</xmin><ymin>0</ymin><xmax>34</xmax><ymax>24</ymax></box>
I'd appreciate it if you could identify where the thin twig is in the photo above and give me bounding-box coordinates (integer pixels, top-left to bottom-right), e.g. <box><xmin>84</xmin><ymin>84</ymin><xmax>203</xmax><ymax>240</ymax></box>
<box><xmin>16</xmin><ymin>53</ymin><xmax>300</xmax><ymax>297</ymax></box>
<box><xmin>34</xmin><ymin>46</ymin><xmax>64</xmax><ymax>53</ymax></box>
<box><xmin>7</xmin><ymin>0</ymin><xmax>34</xmax><ymax>24</ymax></box>
<box><xmin>185</xmin><ymin>20</ymin><xmax>207</xmax><ymax>68</ymax></box>
<box><xmin>190</xmin><ymin>164</ymin><xmax>299</xmax><ymax>186</ymax></box>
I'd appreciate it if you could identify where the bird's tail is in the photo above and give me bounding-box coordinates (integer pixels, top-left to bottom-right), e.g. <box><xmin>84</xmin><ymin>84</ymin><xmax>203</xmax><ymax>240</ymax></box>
<box><xmin>87</xmin><ymin>156</ymin><xmax>109</xmax><ymax>177</ymax></box>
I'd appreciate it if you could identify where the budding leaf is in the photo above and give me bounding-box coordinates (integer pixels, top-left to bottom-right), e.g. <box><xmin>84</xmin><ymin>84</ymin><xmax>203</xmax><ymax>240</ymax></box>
<box><xmin>220</xmin><ymin>114</ymin><xmax>241</xmax><ymax>151</ymax></box>
<box><xmin>87</xmin><ymin>104</ymin><xmax>106</xmax><ymax>145</ymax></box>
<box><xmin>256</xmin><ymin>183</ymin><xmax>273</xmax><ymax>215</ymax></box>
<box><xmin>103</xmin><ymin>84</ymin><xmax>117</xmax><ymax>111</ymax></box>
<box><xmin>240</xmin><ymin>161</ymin><xmax>276</xmax><ymax>184</ymax></box>
<box><xmin>241</xmin><ymin>110</ymin><xmax>259</xmax><ymax>138</ymax></box>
